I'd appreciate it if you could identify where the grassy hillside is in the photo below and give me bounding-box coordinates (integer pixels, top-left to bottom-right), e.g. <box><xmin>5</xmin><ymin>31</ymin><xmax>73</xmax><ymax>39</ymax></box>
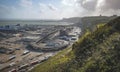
<box><xmin>31</xmin><ymin>17</ymin><xmax>120</xmax><ymax>72</ymax></box>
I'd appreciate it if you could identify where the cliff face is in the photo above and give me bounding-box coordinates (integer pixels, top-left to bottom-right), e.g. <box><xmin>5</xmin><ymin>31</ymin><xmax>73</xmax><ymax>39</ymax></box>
<box><xmin>31</xmin><ymin>17</ymin><xmax>120</xmax><ymax>72</ymax></box>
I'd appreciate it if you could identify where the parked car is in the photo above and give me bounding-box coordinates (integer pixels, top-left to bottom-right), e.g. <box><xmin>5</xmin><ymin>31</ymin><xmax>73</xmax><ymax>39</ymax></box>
<box><xmin>15</xmin><ymin>48</ymin><xmax>20</xmax><ymax>50</ymax></box>
<box><xmin>30</xmin><ymin>60</ymin><xmax>39</xmax><ymax>66</ymax></box>
<box><xmin>9</xmin><ymin>55</ymin><xmax>16</xmax><ymax>60</ymax></box>
<box><xmin>9</xmin><ymin>62</ymin><xmax>16</xmax><ymax>67</ymax></box>
<box><xmin>9</xmin><ymin>69</ymin><xmax>17</xmax><ymax>72</ymax></box>
<box><xmin>18</xmin><ymin>64</ymin><xmax>29</xmax><ymax>70</ymax></box>
<box><xmin>22</xmin><ymin>50</ymin><xmax>30</xmax><ymax>55</ymax></box>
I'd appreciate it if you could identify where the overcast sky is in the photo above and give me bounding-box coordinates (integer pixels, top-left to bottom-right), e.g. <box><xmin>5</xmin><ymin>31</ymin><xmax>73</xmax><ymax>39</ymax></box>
<box><xmin>0</xmin><ymin>0</ymin><xmax>120</xmax><ymax>19</ymax></box>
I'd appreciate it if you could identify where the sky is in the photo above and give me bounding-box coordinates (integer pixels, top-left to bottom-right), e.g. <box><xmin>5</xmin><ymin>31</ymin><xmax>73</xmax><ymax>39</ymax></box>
<box><xmin>0</xmin><ymin>0</ymin><xmax>120</xmax><ymax>20</ymax></box>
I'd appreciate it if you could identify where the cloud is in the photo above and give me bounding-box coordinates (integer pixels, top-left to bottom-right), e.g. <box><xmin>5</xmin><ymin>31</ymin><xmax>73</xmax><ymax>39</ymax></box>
<box><xmin>62</xmin><ymin>0</ymin><xmax>78</xmax><ymax>6</ymax></box>
<box><xmin>81</xmin><ymin>0</ymin><xmax>97</xmax><ymax>10</ymax></box>
<box><xmin>76</xmin><ymin>0</ymin><xmax>120</xmax><ymax>10</ymax></box>
<box><xmin>19</xmin><ymin>0</ymin><xmax>32</xmax><ymax>8</ymax></box>
<box><xmin>73</xmin><ymin>0</ymin><xmax>120</xmax><ymax>16</ymax></box>
<box><xmin>48</xmin><ymin>4</ymin><xmax>57</xmax><ymax>11</ymax></box>
<box><xmin>39</xmin><ymin>3</ymin><xmax>57</xmax><ymax>12</ymax></box>
<box><xmin>0</xmin><ymin>5</ymin><xmax>13</xmax><ymax>19</ymax></box>
<box><xmin>39</xmin><ymin>3</ymin><xmax>62</xmax><ymax>19</ymax></box>
<box><xmin>0</xmin><ymin>0</ymin><xmax>120</xmax><ymax>19</ymax></box>
<box><xmin>97</xmin><ymin>0</ymin><xmax>120</xmax><ymax>11</ymax></box>
<box><xmin>0</xmin><ymin>5</ymin><xmax>9</xmax><ymax>13</ymax></box>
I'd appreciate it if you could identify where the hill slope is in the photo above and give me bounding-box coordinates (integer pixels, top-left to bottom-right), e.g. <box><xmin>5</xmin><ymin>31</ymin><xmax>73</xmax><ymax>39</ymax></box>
<box><xmin>31</xmin><ymin>17</ymin><xmax>120</xmax><ymax>72</ymax></box>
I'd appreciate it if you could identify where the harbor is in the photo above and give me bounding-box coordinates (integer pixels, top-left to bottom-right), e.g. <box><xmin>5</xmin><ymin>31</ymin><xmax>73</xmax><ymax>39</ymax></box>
<box><xmin>0</xmin><ymin>23</ymin><xmax>81</xmax><ymax>72</ymax></box>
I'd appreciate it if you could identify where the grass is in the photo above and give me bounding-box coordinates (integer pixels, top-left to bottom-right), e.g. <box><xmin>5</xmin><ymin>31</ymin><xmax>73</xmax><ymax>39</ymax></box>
<box><xmin>96</xmin><ymin>23</ymin><xmax>105</xmax><ymax>29</ymax></box>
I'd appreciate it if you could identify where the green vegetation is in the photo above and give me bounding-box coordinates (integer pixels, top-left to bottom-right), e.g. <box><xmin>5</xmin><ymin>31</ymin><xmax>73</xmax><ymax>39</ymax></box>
<box><xmin>96</xmin><ymin>23</ymin><xmax>105</xmax><ymax>29</ymax></box>
<box><xmin>31</xmin><ymin>47</ymin><xmax>75</xmax><ymax>72</ymax></box>
<box><xmin>31</xmin><ymin>17</ymin><xmax>120</xmax><ymax>72</ymax></box>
